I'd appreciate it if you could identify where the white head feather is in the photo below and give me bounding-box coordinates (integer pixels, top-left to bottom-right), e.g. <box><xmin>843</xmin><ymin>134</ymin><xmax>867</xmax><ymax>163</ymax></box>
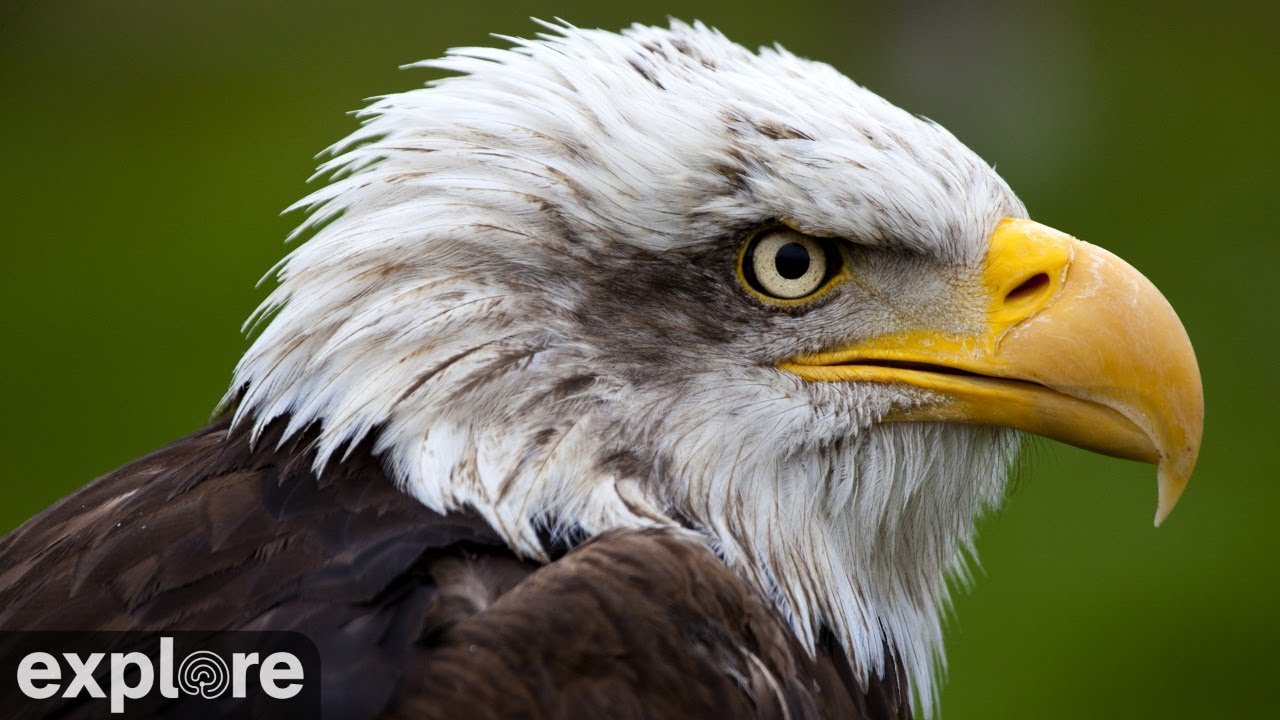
<box><xmin>230</xmin><ymin>20</ymin><xmax>1027</xmax><ymax>715</ymax></box>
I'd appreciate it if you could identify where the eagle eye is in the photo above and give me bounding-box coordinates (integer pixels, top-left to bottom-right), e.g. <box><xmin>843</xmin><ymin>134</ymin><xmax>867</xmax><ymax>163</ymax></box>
<box><xmin>739</xmin><ymin>227</ymin><xmax>843</xmax><ymax>303</ymax></box>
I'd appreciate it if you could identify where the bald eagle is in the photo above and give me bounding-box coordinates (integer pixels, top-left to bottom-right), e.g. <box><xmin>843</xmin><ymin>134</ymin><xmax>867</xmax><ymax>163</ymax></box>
<box><xmin>0</xmin><ymin>20</ymin><xmax>1201</xmax><ymax>719</ymax></box>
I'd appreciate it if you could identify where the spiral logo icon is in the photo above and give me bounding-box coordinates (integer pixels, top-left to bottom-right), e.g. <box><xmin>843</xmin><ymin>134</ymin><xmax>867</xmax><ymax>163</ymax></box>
<box><xmin>177</xmin><ymin>650</ymin><xmax>230</xmax><ymax>699</ymax></box>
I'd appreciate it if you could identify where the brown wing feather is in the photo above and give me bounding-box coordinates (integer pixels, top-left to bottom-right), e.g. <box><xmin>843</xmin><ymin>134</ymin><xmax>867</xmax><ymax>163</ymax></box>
<box><xmin>0</xmin><ymin>418</ymin><xmax>910</xmax><ymax>719</ymax></box>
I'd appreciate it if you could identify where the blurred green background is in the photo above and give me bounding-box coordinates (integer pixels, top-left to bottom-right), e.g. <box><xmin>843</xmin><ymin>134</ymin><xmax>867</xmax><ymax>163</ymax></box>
<box><xmin>2</xmin><ymin>1</ymin><xmax>1276</xmax><ymax>717</ymax></box>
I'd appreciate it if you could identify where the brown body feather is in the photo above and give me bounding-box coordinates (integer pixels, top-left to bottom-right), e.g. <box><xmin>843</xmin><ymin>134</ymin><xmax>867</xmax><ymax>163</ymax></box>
<box><xmin>0</xmin><ymin>418</ymin><xmax>910</xmax><ymax>719</ymax></box>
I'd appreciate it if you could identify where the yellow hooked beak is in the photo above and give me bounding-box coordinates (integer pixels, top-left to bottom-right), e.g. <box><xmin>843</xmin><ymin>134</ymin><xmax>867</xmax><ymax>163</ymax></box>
<box><xmin>780</xmin><ymin>218</ymin><xmax>1203</xmax><ymax>525</ymax></box>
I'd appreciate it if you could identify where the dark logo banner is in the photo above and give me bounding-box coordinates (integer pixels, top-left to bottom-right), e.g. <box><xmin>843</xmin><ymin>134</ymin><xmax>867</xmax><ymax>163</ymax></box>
<box><xmin>0</xmin><ymin>631</ymin><xmax>320</xmax><ymax>719</ymax></box>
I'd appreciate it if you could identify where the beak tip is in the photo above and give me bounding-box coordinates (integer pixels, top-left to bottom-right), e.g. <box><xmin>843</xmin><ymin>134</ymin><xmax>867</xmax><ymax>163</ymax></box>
<box><xmin>1153</xmin><ymin>461</ymin><xmax>1193</xmax><ymax>527</ymax></box>
<box><xmin>1153</xmin><ymin>494</ymin><xmax>1176</xmax><ymax>527</ymax></box>
<box><xmin>1153</xmin><ymin>507</ymin><xmax>1170</xmax><ymax>528</ymax></box>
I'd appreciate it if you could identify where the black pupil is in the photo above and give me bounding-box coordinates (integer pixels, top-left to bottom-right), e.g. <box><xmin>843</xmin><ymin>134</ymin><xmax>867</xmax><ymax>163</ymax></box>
<box><xmin>774</xmin><ymin>242</ymin><xmax>811</xmax><ymax>280</ymax></box>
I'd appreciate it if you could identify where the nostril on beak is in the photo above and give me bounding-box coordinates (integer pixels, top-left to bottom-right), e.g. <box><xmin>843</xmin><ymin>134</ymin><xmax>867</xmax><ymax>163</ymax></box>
<box><xmin>984</xmin><ymin>218</ymin><xmax>1075</xmax><ymax>328</ymax></box>
<box><xmin>1004</xmin><ymin>272</ymin><xmax>1051</xmax><ymax>306</ymax></box>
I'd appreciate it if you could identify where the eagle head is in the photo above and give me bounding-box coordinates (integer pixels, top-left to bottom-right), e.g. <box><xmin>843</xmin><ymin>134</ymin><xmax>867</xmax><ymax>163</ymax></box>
<box><xmin>229</xmin><ymin>20</ymin><xmax>1202</xmax><ymax>713</ymax></box>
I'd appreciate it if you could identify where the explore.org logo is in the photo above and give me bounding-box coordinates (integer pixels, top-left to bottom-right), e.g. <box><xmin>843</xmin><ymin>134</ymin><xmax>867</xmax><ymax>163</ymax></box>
<box><xmin>19</xmin><ymin>637</ymin><xmax>301</xmax><ymax>712</ymax></box>
<box><xmin>1</xmin><ymin>631</ymin><xmax>319</xmax><ymax>718</ymax></box>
